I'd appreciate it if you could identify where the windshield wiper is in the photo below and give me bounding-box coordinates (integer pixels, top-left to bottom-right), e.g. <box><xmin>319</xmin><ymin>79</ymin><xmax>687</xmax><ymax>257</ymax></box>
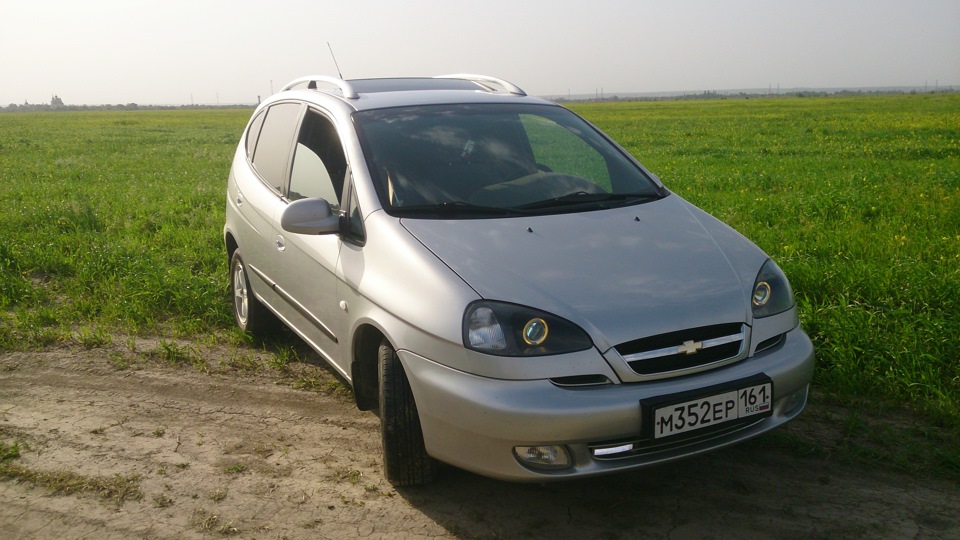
<box><xmin>517</xmin><ymin>191</ymin><xmax>661</xmax><ymax>211</ymax></box>
<box><xmin>392</xmin><ymin>201</ymin><xmax>529</xmax><ymax>217</ymax></box>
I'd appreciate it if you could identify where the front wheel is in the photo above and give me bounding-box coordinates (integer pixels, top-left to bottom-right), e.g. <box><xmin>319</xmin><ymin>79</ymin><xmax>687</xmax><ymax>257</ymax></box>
<box><xmin>378</xmin><ymin>338</ymin><xmax>438</xmax><ymax>486</ymax></box>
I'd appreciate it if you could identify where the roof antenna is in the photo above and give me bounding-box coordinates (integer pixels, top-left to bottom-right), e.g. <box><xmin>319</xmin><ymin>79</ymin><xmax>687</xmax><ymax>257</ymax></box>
<box><xmin>327</xmin><ymin>42</ymin><xmax>344</xmax><ymax>80</ymax></box>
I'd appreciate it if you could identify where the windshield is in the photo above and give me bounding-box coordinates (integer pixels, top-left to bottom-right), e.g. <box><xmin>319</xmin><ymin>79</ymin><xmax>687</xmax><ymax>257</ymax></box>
<box><xmin>354</xmin><ymin>103</ymin><xmax>663</xmax><ymax>217</ymax></box>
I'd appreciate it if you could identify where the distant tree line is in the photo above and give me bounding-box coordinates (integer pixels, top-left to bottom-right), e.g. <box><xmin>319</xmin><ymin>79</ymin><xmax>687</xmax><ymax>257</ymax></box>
<box><xmin>553</xmin><ymin>87</ymin><xmax>957</xmax><ymax>104</ymax></box>
<box><xmin>5</xmin><ymin>86</ymin><xmax>956</xmax><ymax>111</ymax></box>
<box><xmin>2</xmin><ymin>101</ymin><xmax>254</xmax><ymax>113</ymax></box>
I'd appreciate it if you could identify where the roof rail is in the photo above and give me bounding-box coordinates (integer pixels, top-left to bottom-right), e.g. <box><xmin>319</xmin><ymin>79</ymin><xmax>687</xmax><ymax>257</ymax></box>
<box><xmin>434</xmin><ymin>74</ymin><xmax>527</xmax><ymax>96</ymax></box>
<box><xmin>280</xmin><ymin>76</ymin><xmax>359</xmax><ymax>99</ymax></box>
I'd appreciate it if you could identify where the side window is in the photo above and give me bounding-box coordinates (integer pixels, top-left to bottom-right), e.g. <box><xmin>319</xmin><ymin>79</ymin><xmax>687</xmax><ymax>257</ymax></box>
<box><xmin>250</xmin><ymin>102</ymin><xmax>302</xmax><ymax>191</ymax></box>
<box><xmin>342</xmin><ymin>181</ymin><xmax>365</xmax><ymax>245</ymax></box>
<box><xmin>288</xmin><ymin>110</ymin><xmax>347</xmax><ymax>209</ymax></box>
<box><xmin>245</xmin><ymin>109</ymin><xmax>267</xmax><ymax>158</ymax></box>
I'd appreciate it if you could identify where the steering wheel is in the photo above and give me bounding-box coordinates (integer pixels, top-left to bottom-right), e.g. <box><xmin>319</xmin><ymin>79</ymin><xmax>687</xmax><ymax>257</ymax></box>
<box><xmin>468</xmin><ymin>172</ymin><xmax>603</xmax><ymax>207</ymax></box>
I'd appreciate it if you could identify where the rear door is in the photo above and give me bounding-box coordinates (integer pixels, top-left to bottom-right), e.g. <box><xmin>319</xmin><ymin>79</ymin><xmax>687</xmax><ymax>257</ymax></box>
<box><xmin>234</xmin><ymin>102</ymin><xmax>303</xmax><ymax>310</ymax></box>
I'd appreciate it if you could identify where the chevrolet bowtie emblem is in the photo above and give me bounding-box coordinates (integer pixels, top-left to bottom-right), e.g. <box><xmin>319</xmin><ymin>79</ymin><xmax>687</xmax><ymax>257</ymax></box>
<box><xmin>677</xmin><ymin>340</ymin><xmax>703</xmax><ymax>355</ymax></box>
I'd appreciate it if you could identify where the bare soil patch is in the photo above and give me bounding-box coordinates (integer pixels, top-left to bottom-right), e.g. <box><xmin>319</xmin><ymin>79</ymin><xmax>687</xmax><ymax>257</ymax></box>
<box><xmin>1</xmin><ymin>342</ymin><xmax>957</xmax><ymax>539</ymax></box>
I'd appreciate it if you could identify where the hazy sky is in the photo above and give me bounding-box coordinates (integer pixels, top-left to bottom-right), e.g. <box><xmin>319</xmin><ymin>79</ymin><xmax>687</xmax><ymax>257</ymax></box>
<box><xmin>2</xmin><ymin>0</ymin><xmax>958</xmax><ymax>105</ymax></box>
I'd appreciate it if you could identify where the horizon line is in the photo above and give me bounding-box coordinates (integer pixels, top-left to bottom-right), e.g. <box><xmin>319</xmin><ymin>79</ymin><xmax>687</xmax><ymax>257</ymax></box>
<box><xmin>5</xmin><ymin>83</ymin><xmax>959</xmax><ymax>108</ymax></box>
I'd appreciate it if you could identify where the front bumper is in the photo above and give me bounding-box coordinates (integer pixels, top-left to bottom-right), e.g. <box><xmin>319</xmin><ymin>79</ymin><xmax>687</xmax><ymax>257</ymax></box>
<box><xmin>399</xmin><ymin>326</ymin><xmax>815</xmax><ymax>482</ymax></box>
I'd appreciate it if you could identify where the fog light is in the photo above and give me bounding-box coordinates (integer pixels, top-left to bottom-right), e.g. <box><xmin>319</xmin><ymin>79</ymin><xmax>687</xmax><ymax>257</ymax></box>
<box><xmin>513</xmin><ymin>445</ymin><xmax>571</xmax><ymax>470</ymax></box>
<box><xmin>779</xmin><ymin>384</ymin><xmax>809</xmax><ymax>416</ymax></box>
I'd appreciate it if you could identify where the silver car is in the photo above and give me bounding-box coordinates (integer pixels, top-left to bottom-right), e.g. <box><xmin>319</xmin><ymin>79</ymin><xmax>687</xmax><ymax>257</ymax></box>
<box><xmin>223</xmin><ymin>74</ymin><xmax>814</xmax><ymax>486</ymax></box>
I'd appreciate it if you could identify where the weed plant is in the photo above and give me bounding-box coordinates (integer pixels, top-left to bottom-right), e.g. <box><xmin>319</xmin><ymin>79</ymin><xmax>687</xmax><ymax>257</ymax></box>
<box><xmin>0</xmin><ymin>96</ymin><xmax>957</xmax><ymax>430</ymax></box>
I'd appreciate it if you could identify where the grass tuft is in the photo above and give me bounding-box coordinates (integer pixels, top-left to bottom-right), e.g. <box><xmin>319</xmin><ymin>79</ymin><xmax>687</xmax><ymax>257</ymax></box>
<box><xmin>152</xmin><ymin>340</ymin><xmax>207</xmax><ymax>371</ymax></box>
<box><xmin>0</xmin><ymin>461</ymin><xmax>142</xmax><ymax>504</ymax></box>
<box><xmin>0</xmin><ymin>441</ymin><xmax>20</xmax><ymax>462</ymax></box>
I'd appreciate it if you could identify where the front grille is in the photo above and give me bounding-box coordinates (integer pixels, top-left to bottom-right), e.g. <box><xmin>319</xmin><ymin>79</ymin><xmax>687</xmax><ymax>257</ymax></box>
<box><xmin>616</xmin><ymin>323</ymin><xmax>745</xmax><ymax>376</ymax></box>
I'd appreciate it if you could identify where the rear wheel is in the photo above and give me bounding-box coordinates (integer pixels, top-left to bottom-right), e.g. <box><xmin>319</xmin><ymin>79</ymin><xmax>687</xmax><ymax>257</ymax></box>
<box><xmin>229</xmin><ymin>251</ymin><xmax>276</xmax><ymax>336</ymax></box>
<box><xmin>378</xmin><ymin>338</ymin><xmax>438</xmax><ymax>486</ymax></box>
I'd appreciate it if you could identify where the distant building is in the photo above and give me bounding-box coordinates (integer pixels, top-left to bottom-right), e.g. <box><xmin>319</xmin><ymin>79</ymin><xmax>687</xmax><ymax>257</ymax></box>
<box><xmin>51</xmin><ymin>95</ymin><xmax>64</xmax><ymax>107</ymax></box>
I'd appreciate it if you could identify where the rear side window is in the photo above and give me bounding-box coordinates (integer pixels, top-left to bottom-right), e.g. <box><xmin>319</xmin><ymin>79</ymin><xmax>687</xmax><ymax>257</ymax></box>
<box><xmin>245</xmin><ymin>110</ymin><xmax>267</xmax><ymax>158</ymax></box>
<box><xmin>250</xmin><ymin>102</ymin><xmax>302</xmax><ymax>191</ymax></box>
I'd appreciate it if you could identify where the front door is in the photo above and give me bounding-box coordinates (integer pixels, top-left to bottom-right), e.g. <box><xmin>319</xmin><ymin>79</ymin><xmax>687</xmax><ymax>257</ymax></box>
<box><xmin>270</xmin><ymin>108</ymin><xmax>349</xmax><ymax>372</ymax></box>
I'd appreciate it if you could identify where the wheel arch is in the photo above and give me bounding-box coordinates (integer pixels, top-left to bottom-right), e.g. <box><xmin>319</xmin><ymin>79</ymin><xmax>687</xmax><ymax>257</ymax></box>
<box><xmin>225</xmin><ymin>231</ymin><xmax>239</xmax><ymax>262</ymax></box>
<box><xmin>351</xmin><ymin>323</ymin><xmax>386</xmax><ymax>411</ymax></box>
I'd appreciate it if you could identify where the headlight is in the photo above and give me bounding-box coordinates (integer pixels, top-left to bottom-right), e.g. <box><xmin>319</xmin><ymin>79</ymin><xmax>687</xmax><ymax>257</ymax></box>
<box><xmin>463</xmin><ymin>301</ymin><xmax>593</xmax><ymax>356</ymax></box>
<box><xmin>752</xmin><ymin>259</ymin><xmax>795</xmax><ymax>318</ymax></box>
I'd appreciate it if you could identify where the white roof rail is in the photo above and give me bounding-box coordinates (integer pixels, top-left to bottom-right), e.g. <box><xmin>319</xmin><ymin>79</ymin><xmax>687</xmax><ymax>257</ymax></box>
<box><xmin>280</xmin><ymin>76</ymin><xmax>359</xmax><ymax>99</ymax></box>
<box><xmin>434</xmin><ymin>74</ymin><xmax>527</xmax><ymax>96</ymax></box>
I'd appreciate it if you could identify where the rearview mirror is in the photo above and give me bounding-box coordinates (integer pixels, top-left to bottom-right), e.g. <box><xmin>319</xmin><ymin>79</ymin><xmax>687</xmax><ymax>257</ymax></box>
<box><xmin>280</xmin><ymin>198</ymin><xmax>340</xmax><ymax>235</ymax></box>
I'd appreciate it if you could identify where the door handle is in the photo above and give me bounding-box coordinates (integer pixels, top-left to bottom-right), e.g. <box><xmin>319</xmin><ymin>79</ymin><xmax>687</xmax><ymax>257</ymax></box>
<box><xmin>275</xmin><ymin>235</ymin><xmax>285</xmax><ymax>252</ymax></box>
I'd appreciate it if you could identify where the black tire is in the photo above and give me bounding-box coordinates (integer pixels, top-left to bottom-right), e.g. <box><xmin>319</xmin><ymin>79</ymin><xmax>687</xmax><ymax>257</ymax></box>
<box><xmin>378</xmin><ymin>338</ymin><xmax>438</xmax><ymax>486</ymax></box>
<box><xmin>229</xmin><ymin>251</ymin><xmax>277</xmax><ymax>336</ymax></box>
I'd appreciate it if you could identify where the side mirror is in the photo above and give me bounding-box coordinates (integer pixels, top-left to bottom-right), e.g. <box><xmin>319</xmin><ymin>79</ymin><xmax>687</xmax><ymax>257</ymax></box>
<box><xmin>280</xmin><ymin>198</ymin><xmax>341</xmax><ymax>235</ymax></box>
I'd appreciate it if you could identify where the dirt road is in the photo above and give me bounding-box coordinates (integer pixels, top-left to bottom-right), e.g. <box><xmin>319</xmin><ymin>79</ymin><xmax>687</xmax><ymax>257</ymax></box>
<box><xmin>1</xmin><ymin>342</ymin><xmax>957</xmax><ymax>539</ymax></box>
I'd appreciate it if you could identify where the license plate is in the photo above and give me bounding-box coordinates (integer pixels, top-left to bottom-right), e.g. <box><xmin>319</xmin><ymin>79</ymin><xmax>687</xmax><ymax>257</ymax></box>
<box><xmin>652</xmin><ymin>382</ymin><xmax>772</xmax><ymax>439</ymax></box>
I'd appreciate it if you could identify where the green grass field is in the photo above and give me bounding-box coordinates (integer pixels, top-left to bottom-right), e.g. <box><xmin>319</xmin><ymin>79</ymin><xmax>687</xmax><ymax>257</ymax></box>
<box><xmin>569</xmin><ymin>95</ymin><xmax>960</xmax><ymax>427</ymax></box>
<box><xmin>1</xmin><ymin>95</ymin><xmax>958</xmax><ymax>430</ymax></box>
<box><xmin>0</xmin><ymin>110</ymin><xmax>243</xmax><ymax>339</ymax></box>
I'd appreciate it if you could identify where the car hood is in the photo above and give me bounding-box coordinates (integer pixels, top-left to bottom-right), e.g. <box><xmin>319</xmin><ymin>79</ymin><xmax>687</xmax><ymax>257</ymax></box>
<box><xmin>400</xmin><ymin>195</ymin><xmax>768</xmax><ymax>352</ymax></box>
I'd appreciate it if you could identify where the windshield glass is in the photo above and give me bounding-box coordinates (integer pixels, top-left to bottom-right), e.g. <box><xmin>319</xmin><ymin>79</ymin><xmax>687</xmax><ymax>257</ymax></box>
<box><xmin>354</xmin><ymin>103</ymin><xmax>663</xmax><ymax>217</ymax></box>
